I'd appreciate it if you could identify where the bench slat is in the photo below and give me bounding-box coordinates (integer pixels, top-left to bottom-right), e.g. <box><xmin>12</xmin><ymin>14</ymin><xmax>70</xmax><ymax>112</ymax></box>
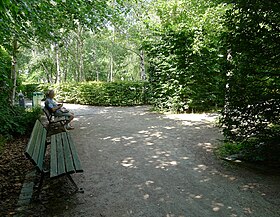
<box><xmin>62</xmin><ymin>132</ymin><xmax>76</xmax><ymax>173</ymax></box>
<box><xmin>26</xmin><ymin>120</ymin><xmax>40</xmax><ymax>158</ymax></box>
<box><xmin>25</xmin><ymin>120</ymin><xmax>47</xmax><ymax>171</ymax></box>
<box><xmin>32</xmin><ymin>124</ymin><xmax>44</xmax><ymax>167</ymax></box>
<box><xmin>37</xmin><ymin>129</ymin><xmax>47</xmax><ymax>171</ymax></box>
<box><xmin>66</xmin><ymin>132</ymin><xmax>83</xmax><ymax>172</ymax></box>
<box><xmin>50</xmin><ymin>135</ymin><xmax>58</xmax><ymax>177</ymax></box>
<box><xmin>56</xmin><ymin>133</ymin><xmax>66</xmax><ymax>176</ymax></box>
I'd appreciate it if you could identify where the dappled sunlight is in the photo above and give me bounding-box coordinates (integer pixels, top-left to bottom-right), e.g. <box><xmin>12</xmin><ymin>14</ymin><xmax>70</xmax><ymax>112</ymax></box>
<box><xmin>102</xmin><ymin>136</ymin><xmax>112</xmax><ymax>140</ymax></box>
<box><xmin>146</xmin><ymin>141</ymin><xmax>154</xmax><ymax>146</ymax></box>
<box><xmin>68</xmin><ymin>105</ymin><xmax>270</xmax><ymax>217</ymax></box>
<box><xmin>193</xmin><ymin>164</ymin><xmax>208</xmax><ymax>173</ymax></box>
<box><xmin>199</xmin><ymin>177</ymin><xmax>211</xmax><ymax>183</ymax></box>
<box><xmin>188</xmin><ymin>193</ymin><xmax>204</xmax><ymax>200</ymax></box>
<box><xmin>164</xmin><ymin>126</ymin><xmax>176</xmax><ymax>130</ymax></box>
<box><xmin>138</xmin><ymin>128</ymin><xmax>165</xmax><ymax>140</ymax></box>
<box><xmin>154</xmin><ymin>159</ymin><xmax>178</xmax><ymax>169</ymax></box>
<box><xmin>121</xmin><ymin>157</ymin><xmax>137</xmax><ymax>169</ymax></box>
<box><xmin>212</xmin><ymin>201</ymin><xmax>225</xmax><ymax>212</ymax></box>
<box><xmin>64</xmin><ymin>104</ymin><xmax>152</xmax><ymax>118</ymax></box>
<box><xmin>243</xmin><ymin>207</ymin><xmax>253</xmax><ymax>214</ymax></box>
<box><xmin>241</xmin><ymin>183</ymin><xmax>259</xmax><ymax>191</ymax></box>
<box><xmin>164</xmin><ymin>113</ymin><xmax>218</xmax><ymax>125</ymax></box>
<box><xmin>197</xmin><ymin>142</ymin><xmax>214</xmax><ymax>152</ymax></box>
<box><xmin>219</xmin><ymin>173</ymin><xmax>237</xmax><ymax>181</ymax></box>
<box><xmin>166</xmin><ymin>214</ymin><xmax>185</xmax><ymax>217</ymax></box>
<box><xmin>144</xmin><ymin>149</ymin><xmax>180</xmax><ymax>170</ymax></box>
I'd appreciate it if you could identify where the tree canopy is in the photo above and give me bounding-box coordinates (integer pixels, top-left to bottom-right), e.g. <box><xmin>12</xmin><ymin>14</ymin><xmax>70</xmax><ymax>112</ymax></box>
<box><xmin>1</xmin><ymin>0</ymin><xmax>279</xmax><ymax>160</ymax></box>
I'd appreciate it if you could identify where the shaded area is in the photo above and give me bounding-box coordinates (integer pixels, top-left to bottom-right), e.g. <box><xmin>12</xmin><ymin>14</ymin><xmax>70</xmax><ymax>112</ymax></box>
<box><xmin>27</xmin><ymin>105</ymin><xmax>280</xmax><ymax>216</ymax></box>
<box><xmin>0</xmin><ymin>138</ymin><xmax>34</xmax><ymax>216</ymax></box>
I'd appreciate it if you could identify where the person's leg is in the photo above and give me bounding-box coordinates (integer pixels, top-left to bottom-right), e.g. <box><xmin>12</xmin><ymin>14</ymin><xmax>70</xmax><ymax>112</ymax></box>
<box><xmin>54</xmin><ymin>110</ymin><xmax>75</xmax><ymax>129</ymax></box>
<box><xmin>64</xmin><ymin>112</ymin><xmax>75</xmax><ymax>129</ymax></box>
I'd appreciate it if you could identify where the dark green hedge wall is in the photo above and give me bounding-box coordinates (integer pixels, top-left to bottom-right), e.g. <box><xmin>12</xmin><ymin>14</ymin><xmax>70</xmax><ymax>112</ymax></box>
<box><xmin>22</xmin><ymin>81</ymin><xmax>151</xmax><ymax>106</ymax></box>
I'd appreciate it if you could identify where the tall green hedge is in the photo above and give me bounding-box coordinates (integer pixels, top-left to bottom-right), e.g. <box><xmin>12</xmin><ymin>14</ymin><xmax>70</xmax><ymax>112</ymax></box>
<box><xmin>143</xmin><ymin>2</ymin><xmax>227</xmax><ymax>113</ymax></box>
<box><xmin>0</xmin><ymin>46</ymin><xmax>12</xmax><ymax>103</ymax></box>
<box><xmin>22</xmin><ymin>81</ymin><xmax>151</xmax><ymax>106</ymax></box>
<box><xmin>219</xmin><ymin>0</ymin><xmax>280</xmax><ymax>144</ymax></box>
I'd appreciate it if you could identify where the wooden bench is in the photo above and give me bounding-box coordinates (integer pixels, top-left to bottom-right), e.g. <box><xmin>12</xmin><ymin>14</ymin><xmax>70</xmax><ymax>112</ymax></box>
<box><xmin>25</xmin><ymin>120</ymin><xmax>83</xmax><ymax>196</ymax></box>
<box><xmin>43</xmin><ymin>107</ymin><xmax>66</xmax><ymax>128</ymax></box>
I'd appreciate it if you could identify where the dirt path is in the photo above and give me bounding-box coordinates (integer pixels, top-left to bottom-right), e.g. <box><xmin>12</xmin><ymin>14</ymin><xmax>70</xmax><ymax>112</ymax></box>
<box><xmin>36</xmin><ymin>105</ymin><xmax>280</xmax><ymax>217</ymax></box>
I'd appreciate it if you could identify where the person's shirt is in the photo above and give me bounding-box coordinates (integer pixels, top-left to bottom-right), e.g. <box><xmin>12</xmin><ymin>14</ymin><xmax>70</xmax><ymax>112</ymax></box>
<box><xmin>45</xmin><ymin>97</ymin><xmax>59</xmax><ymax>113</ymax></box>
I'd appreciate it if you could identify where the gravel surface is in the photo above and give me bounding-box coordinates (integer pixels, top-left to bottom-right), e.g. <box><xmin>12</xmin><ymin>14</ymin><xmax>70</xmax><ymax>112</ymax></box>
<box><xmin>6</xmin><ymin>105</ymin><xmax>280</xmax><ymax>216</ymax></box>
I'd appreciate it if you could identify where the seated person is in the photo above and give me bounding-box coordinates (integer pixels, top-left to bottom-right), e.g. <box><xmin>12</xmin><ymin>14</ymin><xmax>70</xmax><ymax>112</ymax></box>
<box><xmin>45</xmin><ymin>89</ymin><xmax>74</xmax><ymax>130</ymax></box>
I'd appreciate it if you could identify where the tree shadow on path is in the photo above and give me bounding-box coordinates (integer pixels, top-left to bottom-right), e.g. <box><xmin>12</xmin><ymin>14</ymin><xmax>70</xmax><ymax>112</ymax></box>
<box><xmin>27</xmin><ymin>105</ymin><xmax>280</xmax><ymax>217</ymax></box>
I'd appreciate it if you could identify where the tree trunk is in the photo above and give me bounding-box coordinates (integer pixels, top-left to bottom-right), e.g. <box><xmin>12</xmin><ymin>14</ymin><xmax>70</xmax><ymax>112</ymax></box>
<box><xmin>109</xmin><ymin>54</ymin><xmax>113</xmax><ymax>82</ymax></box>
<box><xmin>55</xmin><ymin>43</ymin><xmax>61</xmax><ymax>84</ymax></box>
<box><xmin>41</xmin><ymin>62</ymin><xmax>52</xmax><ymax>83</ymax></box>
<box><xmin>10</xmin><ymin>39</ymin><xmax>18</xmax><ymax>106</ymax></box>
<box><xmin>224</xmin><ymin>49</ymin><xmax>233</xmax><ymax>114</ymax></box>
<box><xmin>76</xmin><ymin>38</ymin><xmax>80</xmax><ymax>82</ymax></box>
<box><xmin>96</xmin><ymin>70</ymin><xmax>99</xmax><ymax>82</ymax></box>
<box><xmin>74</xmin><ymin>23</ymin><xmax>85</xmax><ymax>82</ymax></box>
<box><xmin>79</xmin><ymin>39</ymin><xmax>84</xmax><ymax>81</ymax></box>
<box><xmin>64</xmin><ymin>65</ymin><xmax>68</xmax><ymax>83</ymax></box>
<box><xmin>140</xmin><ymin>50</ymin><xmax>146</xmax><ymax>80</ymax></box>
<box><xmin>62</xmin><ymin>40</ymin><xmax>69</xmax><ymax>83</ymax></box>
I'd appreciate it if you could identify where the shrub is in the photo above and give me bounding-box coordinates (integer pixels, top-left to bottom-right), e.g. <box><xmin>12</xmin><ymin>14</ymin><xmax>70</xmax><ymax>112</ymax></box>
<box><xmin>19</xmin><ymin>83</ymin><xmax>40</xmax><ymax>99</ymax></box>
<box><xmin>217</xmin><ymin>138</ymin><xmax>280</xmax><ymax>162</ymax></box>
<box><xmin>31</xmin><ymin>81</ymin><xmax>151</xmax><ymax>106</ymax></box>
<box><xmin>0</xmin><ymin>106</ymin><xmax>42</xmax><ymax>138</ymax></box>
<box><xmin>77</xmin><ymin>81</ymin><xmax>150</xmax><ymax>106</ymax></box>
<box><xmin>0</xmin><ymin>46</ymin><xmax>12</xmax><ymax>103</ymax></box>
<box><xmin>218</xmin><ymin>1</ymin><xmax>280</xmax><ymax>162</ymax></box>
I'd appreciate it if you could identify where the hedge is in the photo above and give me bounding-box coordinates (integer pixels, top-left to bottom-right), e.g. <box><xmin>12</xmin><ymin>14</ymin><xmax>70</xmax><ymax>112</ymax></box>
<box><xmin>22</xmin><ymin>81</ymin><xmax>151</xmax><ymax>106</ymax></box>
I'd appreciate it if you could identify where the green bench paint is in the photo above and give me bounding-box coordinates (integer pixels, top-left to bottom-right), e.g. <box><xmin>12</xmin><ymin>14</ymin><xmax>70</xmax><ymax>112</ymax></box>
<box><xmin>25</xmin><ymin>120</ymin><xmax>83</xmax><ymax>195</ymax></box>
<box><xmin>25</xmin><ymin>120</ymin><xmax>47</xmax><ymax>173</ymax></box>
<box><xmin>50</xmin><ymin>132</ymin><xmax>83</xmax><ymax>177</ymax></box>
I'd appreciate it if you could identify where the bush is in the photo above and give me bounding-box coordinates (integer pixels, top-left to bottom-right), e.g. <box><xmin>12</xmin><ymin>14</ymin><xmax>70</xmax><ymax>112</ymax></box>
<box><xmin>217</xmin><ymin>138</ymin><xmax>280</xmax><ymax>162</ymax></box>
<box><xmin>218</xmin><ymin>2</ymin><xmax>280</xmax><ymax>162</ymax></box>
<box><xmin>28</xmin><ymin>81</ymin><xmax>151</xmax><ymax>106</ymax></box>
<box><xmin>19</xmin><ymin>83</ymin><xmax>40</xmax><ymax>99</ymax></box>
<box><xmin>144</xmin><ymin>28</ymin><xmax>225</xmax><ymax>113</ymax></box>
<box><xmin>0</xmin><ymin>46</ymin><xmax>12</xmax><ymax>104</ymax></box>
<box><xmin>0</xmin><ymin>106</ymin><xmax>42</xmax><ymax>138</ymax></box>
<box><xmin>77</xmin><ymin>81</ymin><xmax>151</xmax><ymax>106</ymax></box>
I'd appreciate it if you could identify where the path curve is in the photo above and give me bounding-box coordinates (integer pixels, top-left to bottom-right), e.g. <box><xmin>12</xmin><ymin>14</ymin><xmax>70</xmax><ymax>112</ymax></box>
<box><xmin>38</xmin><ymin>105</ymin><xmax>280</xmax><ymax>217</ymax></box>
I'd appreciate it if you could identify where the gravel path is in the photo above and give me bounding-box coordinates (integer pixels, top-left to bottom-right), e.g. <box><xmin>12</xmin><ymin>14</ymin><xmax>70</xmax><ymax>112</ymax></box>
<box><xmin>37</xmin><ymin>105</ymin><xmax>280</xmax><ymax>217</ymax></box>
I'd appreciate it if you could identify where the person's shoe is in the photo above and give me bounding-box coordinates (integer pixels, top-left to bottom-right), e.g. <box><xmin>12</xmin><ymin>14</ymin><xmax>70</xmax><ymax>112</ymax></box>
<box><xmin>66</xmin><ymin>125</ymin><xmax>74</xmax><ymax>130</ymax></box>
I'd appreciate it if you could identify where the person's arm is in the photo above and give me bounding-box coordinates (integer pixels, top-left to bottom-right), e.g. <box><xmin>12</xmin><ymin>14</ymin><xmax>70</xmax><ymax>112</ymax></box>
<box><xmin>51</xmin><ymin>103</ymin><xmax>63</xmax><ymax>113</ymax></box>
<box><xmin>46</xmin><ymin>99</ymin><xmax>63</xmax><ymax>113</ymax></box>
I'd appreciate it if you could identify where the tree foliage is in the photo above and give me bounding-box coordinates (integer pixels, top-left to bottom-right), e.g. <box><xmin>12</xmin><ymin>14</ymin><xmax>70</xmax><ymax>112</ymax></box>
<box><xmin>143</xmin><ymin>0</ymin><xmax>228</xmax><ymax>112</ymax></box>
<box><xmin>1</xmin><ymin>0</ymin><xmax>280</xmax><ymax>160</ymax></box>
<box><xmin>19</xmin><ymin>28</ymin><xmax>144</xmax><ymax>84</ymax></box>
<box><xmin>219</xmin><ymin>0</ymin><xmax>280</xmax><ymax>147</ymax></box>
<box><xmin>0</xmin><ymin>46</ymin><xmax>11</xmax><ymax>102</ymax></box>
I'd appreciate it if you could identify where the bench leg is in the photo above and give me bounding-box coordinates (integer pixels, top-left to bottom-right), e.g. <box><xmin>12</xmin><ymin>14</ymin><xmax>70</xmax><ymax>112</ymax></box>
<box><xmin>67</xmin><ymin>174</ymin><xmax>84</xmax><ymax>193</ymax></box>
<box><xmin>33</xmin><ymin>172</ymin><xmax>45</xmax><ymax>200</ymax></box>
<box><xmin>38</xmin><ymin>172</ymin><xmax>45</xmax><ymax>191</ymax></box>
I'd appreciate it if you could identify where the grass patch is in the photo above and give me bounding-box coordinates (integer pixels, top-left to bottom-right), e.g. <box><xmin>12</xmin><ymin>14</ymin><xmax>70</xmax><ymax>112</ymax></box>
<box><xmin>217</xmin><ymin>139</ymin><xmax>268</xmax><ymax>162</ymax></box>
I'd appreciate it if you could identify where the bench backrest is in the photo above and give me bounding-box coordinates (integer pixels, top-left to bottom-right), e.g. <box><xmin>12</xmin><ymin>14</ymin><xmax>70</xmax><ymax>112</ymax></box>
<box><xmin>25</xmin><ymin>120</ymin><xmax>47</xmax><ymax>172</ymax></box>
<box><xmin>43</xmin><ymin>107</ymin><xmax>53</xmax><ymax>122</ymax></box>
